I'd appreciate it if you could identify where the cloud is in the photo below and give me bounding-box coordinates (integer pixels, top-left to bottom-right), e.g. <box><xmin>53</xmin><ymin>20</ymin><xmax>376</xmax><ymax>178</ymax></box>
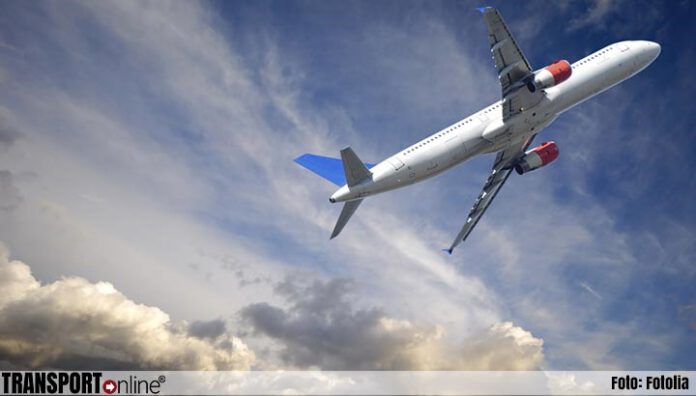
<box><xmin>0</xmin><ymin>243</ymin><xmax>255</xmax><ymax>370</ymax></box>
<box><xmin>241</xmin><ymin>278</ymin><xmax>543</xmax><ymax>370</ymax></box>
<box><xmin>0</xmin><ymin>106</ymin><xmax>21</xmax><ymax>151</ymax></box>
<box><xmin>567</xmin><ymin>0</ymin><xmax>617</xmax><ymax>31</ymax></box>
<box><xmin>0</xmin><ymin>241</ymin><xmax>543</xmax><ymax>371</ymax></box>
<box><xmin>0</xmin><ymin>127</ymin><xmax>20</xmax><ymax>150</ymax></box>
<box><xmin>188</xmin><ymin>319</ymin><xmax>227</xmax><ymax>340</ymax></box>
<box><xmin>579</xmin><ymin>281</ymin><xmax>602</xmax><ymax>300</ymax></box>
<box><xmin>565</xmin><ymin>0</ymin><xmax>664</xmax><ymax>36</ymax></box>
<box><xmin>0</xmin><ymin>171</ymin><xmax>22</xmax><ymax>211</ymax></box>
<box><xmin>678</xmin><ymin>304</ymin><xmax>696</xmax><ymax>333</ymax></box>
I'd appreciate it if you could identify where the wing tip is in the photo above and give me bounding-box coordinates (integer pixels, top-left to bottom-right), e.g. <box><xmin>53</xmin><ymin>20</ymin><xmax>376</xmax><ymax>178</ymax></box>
<box><xmin>442</xmin><ymin>248</ymin><xmax>453</xmax><ymax>255</ymax></box>
<box><xmin>476</xmin><ymin>6</ymin><xmax>491</xmax><ymax>14</ymax></box>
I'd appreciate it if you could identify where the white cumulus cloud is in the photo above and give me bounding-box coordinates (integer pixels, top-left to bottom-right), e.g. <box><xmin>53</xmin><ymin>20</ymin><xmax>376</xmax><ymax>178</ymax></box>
<box><xmin>0</xmin><ymin>243</ymin><xmax>255</xmax><ymax>370</ymax></box>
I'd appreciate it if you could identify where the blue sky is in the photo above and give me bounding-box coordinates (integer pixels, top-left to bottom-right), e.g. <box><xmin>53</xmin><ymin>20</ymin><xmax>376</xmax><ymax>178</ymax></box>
<box><xmin>0</xmin><ymin>0</ymin><xmax>694</xmax><ymax>370</ymax></box>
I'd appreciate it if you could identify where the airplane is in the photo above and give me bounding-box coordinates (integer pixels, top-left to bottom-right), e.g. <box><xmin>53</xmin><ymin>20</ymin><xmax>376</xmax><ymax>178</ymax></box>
<box><xmin>294</xmin><ymin>6</ymin><xmax>661</xmax><ymax>254</ymax></box>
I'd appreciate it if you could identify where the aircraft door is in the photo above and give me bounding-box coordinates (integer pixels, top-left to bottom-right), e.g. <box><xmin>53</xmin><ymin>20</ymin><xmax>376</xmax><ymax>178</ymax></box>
<box><xmin>444</xmin><ymin>134</ymin><xmax>466</xmax><ymax>165</ymax></box>
<box><xmin>388</xmin><ymin>157</ymin><xmax>405</xmax><ymax>170</ymax></box>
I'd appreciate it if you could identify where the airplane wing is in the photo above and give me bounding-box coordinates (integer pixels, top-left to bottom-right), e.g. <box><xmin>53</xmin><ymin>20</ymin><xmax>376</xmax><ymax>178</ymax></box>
<box><xmin>442</xmin><ymin>8</ymin><xmax>544</xmax><ymax>253</ymax></box>
<box><xmin>445</xmin><ymin>135</ymin><xmax>536</xmax><ymax>254</ymax></box>
<box><xmin>479</xmin><ymin>7</ymin><xmax>543</xmax><ymax>119</ymax></box>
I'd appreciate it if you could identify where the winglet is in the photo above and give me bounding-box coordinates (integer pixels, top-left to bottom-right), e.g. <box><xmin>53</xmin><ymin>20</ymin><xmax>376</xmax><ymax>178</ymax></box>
<box><xmin>476</xmin><ymin>6</ymin><xmax>490</xmax><ymax>13</ymax></box>
<box><xmin>441</xmin><ymin>248</ymin><xmax>453</xmax><ymax>255</ymax></box>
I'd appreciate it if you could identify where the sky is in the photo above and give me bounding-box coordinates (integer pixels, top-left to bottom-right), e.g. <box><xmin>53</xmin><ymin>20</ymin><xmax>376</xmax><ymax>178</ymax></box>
<box><xmin>0</xmin><ymin>0</ymin><xmax>694</xmax><ymax>371</ymax></box>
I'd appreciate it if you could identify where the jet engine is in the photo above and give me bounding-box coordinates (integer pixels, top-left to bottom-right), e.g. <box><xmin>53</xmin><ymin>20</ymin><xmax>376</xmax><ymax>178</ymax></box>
<box><xmin>515</xmin><ymin>141</ymin><xmax>559</xmax><ymax>174</ymax></box>
<box><xmin>526</xmin><ymin>60</ymin><xmax>572</xmax><ymax>92</ymax></box>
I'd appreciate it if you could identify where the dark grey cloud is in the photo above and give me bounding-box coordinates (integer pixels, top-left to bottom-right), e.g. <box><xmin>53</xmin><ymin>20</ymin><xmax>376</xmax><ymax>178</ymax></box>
<box><xmin>241</xmin><ymin>277</ymin><xmax>543</xmax><ymax>370</ymax></box>
<box><xmin>0</xmin><ymin>359</ymin><xmax>24</xmax><ymax>370</ymax></box>
<box><xmin>188</xmin><ymin>319</ymin><xmax>227</xmax><ymax>340</ymax></box>
<box><xmin>242</xmin><ymin>278</ymin><xmax>393</xmax><ymax>369</ymax></box>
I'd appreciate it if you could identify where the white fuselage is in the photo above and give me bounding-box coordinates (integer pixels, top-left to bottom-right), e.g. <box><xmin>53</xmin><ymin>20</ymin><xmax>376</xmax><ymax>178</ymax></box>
<box><xmin>331</xmin><ymin>40</ymin><xmax>661</xmax><ymax>203</ymax></box>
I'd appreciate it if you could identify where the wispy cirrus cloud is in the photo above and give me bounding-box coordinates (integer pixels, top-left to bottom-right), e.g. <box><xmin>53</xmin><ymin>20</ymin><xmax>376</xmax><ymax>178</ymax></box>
<box><xmin>567</xmin><ymin>0</ymin><xmax>617</xmax><ymax>31</ymax></box>
<box><xmin>579</xmin><ymin>281</ymin><xmax>602</xmax><ymax>300</ymax></box>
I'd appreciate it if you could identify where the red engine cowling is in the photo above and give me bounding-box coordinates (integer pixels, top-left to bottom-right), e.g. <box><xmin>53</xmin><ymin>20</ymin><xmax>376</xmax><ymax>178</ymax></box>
<box><xmin>515</xmin><ymin>141</ymin><xmax>559</xmax><ymax>174</ymax></box>
<box><xmin>527</xmin><ymin>60</ymin><xmax>572</xmax><ymax>92</ymax></box>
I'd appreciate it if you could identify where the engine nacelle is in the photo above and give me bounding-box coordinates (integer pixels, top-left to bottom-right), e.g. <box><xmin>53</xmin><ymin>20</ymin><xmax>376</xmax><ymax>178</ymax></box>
<box><xmin>527</xmin><ymin>60</ymin><xmax>572</xmax><ymax>93</ymax></box>
<box><xmin>515</xmin><ymin>141</ymin><xmax>559</xmax><ymax>175</ymax></box>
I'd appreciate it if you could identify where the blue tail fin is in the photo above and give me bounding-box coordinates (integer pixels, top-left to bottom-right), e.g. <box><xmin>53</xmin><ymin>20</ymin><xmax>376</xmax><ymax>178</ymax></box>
<box><xmin>294</xmin><ymin>154</ymin><xmax>375</xmax><ymax>186</ymax></box>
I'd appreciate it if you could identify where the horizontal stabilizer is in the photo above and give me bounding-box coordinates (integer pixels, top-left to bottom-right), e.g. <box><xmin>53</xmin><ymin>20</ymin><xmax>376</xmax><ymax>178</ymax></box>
<box><xmin>294</xmin><ymin>154</ymin><xmax>375</xmax><ymax>186</ymax></box>
<box><xmin>331</xmin><ymin>199</ymin><xmax>363</xmax><ymax>239</ymax></box>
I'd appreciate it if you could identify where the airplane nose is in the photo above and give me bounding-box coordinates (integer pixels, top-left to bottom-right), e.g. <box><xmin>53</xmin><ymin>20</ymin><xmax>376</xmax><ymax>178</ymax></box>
<box><xmin>645</xmin><ymin>41</ymin><xmax>661</xmax><ymax>60</ymax></box>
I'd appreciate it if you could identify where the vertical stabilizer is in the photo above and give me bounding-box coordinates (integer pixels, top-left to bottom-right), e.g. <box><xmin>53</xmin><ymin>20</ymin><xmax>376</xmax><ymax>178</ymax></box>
<box><xmin>330</xmin><ymin>199</ymin><xmax>363</xmax><ymax>239</ymax></box>
<box><xmin>340</xmin><ymin>147</ymin><xmax>372</xmax><ymax>187</ymax></box>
